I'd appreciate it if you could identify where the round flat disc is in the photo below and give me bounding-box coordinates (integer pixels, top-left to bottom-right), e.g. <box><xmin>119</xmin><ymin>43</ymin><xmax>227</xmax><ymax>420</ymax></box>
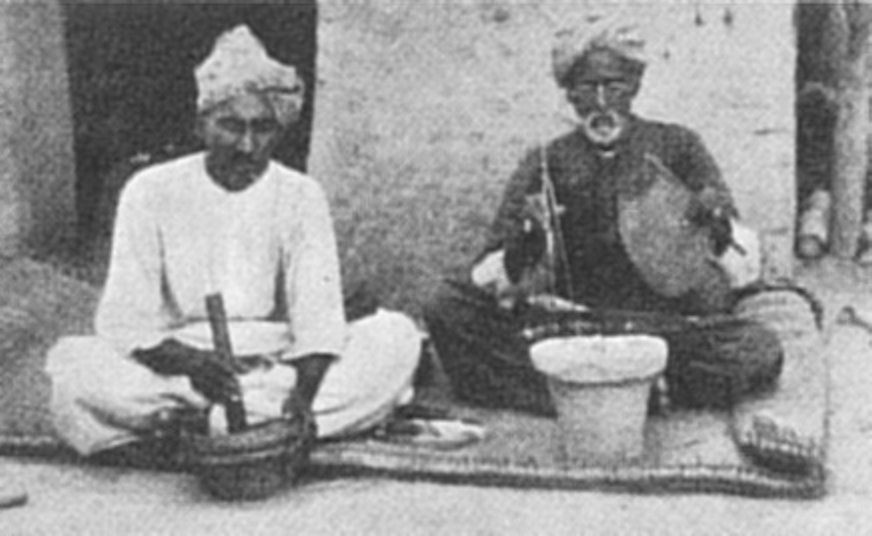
<box><xmin>617</xmin><ymin>155</ymin><xmax>730</xmax><ymax>304</ymax></box>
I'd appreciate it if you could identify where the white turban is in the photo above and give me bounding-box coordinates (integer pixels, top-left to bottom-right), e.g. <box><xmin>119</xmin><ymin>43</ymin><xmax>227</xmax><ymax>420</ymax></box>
<box><xmin>552</xmin><ymin>15</ymin><xmax>647</xmax><ymax>87</ymax></box>
<box><xmin>195</xmin><ymin>25</ymin><xmax>304</xmax><ymax>125</ymax></box>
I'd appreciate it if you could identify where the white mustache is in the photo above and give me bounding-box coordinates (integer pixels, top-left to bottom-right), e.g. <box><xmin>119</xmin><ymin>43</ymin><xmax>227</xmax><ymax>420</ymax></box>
<box><xmin>581</xmin><ymin>110</ymin><xmax>625</xmax><ymax>146</ymax></box>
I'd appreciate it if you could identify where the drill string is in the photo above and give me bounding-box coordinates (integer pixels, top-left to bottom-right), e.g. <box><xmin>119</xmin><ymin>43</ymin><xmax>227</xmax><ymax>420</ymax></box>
<box><xmin>538</xmin><ymin>143</ymin><xmax>577</xmax><ymax>303</ymax></box>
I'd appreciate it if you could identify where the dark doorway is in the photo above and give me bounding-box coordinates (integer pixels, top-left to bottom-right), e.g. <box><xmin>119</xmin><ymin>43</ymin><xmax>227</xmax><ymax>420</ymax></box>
<box><xmin>61</xmin><ymin>1</ymin><xmax>318</xmax><ymax>244</ymax></box>
<box><xmin>795</xmin><ymin>3</ymin><xmax>837</xmax><ymax>206</ymax></box>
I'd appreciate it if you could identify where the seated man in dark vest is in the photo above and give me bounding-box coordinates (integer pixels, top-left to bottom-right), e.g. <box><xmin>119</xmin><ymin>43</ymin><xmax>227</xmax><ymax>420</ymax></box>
<box><xmin>424</xmin><ymin>19</ymin><xmax>801</xmax><ymax>415</ymax></box>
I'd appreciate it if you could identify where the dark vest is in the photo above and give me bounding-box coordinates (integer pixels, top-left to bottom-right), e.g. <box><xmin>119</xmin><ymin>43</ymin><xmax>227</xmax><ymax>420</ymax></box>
<box><xmin>542</xmin><ymin>120</ymin><xmax>724</xmax><ymax>313</ymax></box>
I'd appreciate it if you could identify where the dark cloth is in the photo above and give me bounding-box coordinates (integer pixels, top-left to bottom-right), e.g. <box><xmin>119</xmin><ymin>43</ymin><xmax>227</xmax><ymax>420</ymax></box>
<box><xmin>484</xmin><ymin>117</ymin><xmax>737</xmax><ymax>314</ymax></box>
<box><xmin>424</xmin><ymin>280</ymin><xmax>784</xmax><ymax>414</ymax></box>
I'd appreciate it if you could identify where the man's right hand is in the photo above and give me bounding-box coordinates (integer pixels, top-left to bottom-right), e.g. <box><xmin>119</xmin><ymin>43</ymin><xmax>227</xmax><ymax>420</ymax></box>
<box><xmin>686</xmin><ymin>188</ymin><xmax>736</xmax><ymax>256</ymax></box>
<box><xmin>132</xmin><ymin>338</ymin><xmax>241</xmax><ymax>405</ymax></box>
<box><xmin>504</xmin><ymin>217</ymin><xmax>548</xmax><ymax>284</ymax></box>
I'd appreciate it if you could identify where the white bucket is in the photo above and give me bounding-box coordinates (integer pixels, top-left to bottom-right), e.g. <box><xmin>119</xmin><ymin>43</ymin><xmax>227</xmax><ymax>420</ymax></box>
<box><xmin>530</xmin><ymin>335</ymin><xmax>668</xmax><ymax>464</ymax></box>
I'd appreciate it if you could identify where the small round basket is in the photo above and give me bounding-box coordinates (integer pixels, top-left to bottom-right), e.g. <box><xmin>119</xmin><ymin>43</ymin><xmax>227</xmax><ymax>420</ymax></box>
<box><xmin>182</xmin><ymin>418</ymin><xmax>312</xmax><ymax>501</ymax></box>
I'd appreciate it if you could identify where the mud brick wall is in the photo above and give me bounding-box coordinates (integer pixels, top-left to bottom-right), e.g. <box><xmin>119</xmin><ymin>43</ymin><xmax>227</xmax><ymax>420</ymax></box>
<box><xmin>311</xmin><ymin>1</ymin><xmax>798</xmax><ymax>315</ymax></box>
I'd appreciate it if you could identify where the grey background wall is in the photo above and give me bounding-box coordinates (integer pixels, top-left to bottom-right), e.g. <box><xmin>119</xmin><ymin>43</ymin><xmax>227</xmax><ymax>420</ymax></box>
<box><xmin>309</xmin><ymin>1</ymin><xmax>797</xmax><ymax>314</ymax></box>
<box><xmin>0</xmin><ymin>1</ymin><xmax>797</xmax><ymax>319</ymax></box>
<box><xmin>0</xmin><ymin>2</ymin><xmax>76</xmax><ymax>257</ymax></box>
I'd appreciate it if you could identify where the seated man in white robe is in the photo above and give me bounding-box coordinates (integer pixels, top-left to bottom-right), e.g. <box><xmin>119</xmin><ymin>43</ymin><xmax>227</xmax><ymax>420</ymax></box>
<box><xmin>45</xmin><ymin>26</ymin><xmax>427</xmax><ymax>465</ymax></box>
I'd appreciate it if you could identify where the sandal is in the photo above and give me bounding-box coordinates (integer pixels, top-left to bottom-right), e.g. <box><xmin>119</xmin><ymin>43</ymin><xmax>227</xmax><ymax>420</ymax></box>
<box><xmin>0</xmin><ymin>479</ymin><xmax>26</xmax><ymax>509</ymax></box>
<box><xmin>373</xmin><ymin>417</ymin><xmax>486</xmax><ymax>451</ymax></box>
<box><xmin>391</xmin><ymin>403</ymin><xmax>453</xmax><ymax>421</ymax></box>
<box><xmin>734</xmin><ymin>415</ymin><xmax>822</xmax><ymax>476</ymax></box>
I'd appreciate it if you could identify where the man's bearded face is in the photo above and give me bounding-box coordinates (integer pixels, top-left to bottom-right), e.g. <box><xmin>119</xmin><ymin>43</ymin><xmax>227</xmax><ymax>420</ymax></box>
<box><xmin>566</xmin><ymin>49</ymin><xmax>641</xmax><ymax>147</ymax></box>
<box><xmin>199</xmin><ymin>91</ymin><xmax>282</xmax><ymax>191</ymax></box>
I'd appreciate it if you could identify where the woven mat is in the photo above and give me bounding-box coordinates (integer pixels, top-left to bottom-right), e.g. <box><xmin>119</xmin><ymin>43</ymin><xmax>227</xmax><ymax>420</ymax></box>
<box><xmin>0</xmin><ymin>260</ymin><xmax>829</xmax><ymax>499</ymax></box>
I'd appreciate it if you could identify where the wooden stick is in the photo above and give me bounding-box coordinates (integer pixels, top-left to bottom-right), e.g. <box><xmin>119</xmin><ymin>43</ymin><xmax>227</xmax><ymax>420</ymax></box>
<box><xmin>205</xmin><ymin>293</ymin><xmax>247</xmax><ymax>433</ymax></box>
<box><xmin>539</xmin><ymin>144</ymin><xmax>576</xmax><ymax>303</ymax></box>
<box><xmin>830</xmin><ymin>2</ymin><xmax>872</xmax><ymax>257</ymax></box>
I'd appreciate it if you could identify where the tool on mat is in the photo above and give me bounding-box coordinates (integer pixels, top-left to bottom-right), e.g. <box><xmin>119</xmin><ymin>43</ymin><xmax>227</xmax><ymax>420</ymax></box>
<box><xmin>0</xmin><ymin>480</ymin><xmax>27</xmax><ymax>509</ymax></box>
<box><xmin>837</xmin><ymin>305</ymin><xmax>872</xmax><ymax>334</ymax></box>
<box><xmin>731</xmin><ymin>414</ymin><xmax>823</xmax><ymax>477</ymax></box>
<box><xmin>205</xmin><ymin>293</ymin><xmax>247</xmax><ymax>433</ymax></box>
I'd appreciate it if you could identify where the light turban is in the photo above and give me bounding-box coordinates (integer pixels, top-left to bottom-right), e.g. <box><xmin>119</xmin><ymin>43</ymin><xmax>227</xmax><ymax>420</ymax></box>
<box><xmin>552</xmin><ymin>16</ymin><xmax>647</xmax><ymax>88</ymax></box>
<box><xmin>195</xmin><ymin>25</ymin><xmax>304</xmax><ymax>126</ymax></box>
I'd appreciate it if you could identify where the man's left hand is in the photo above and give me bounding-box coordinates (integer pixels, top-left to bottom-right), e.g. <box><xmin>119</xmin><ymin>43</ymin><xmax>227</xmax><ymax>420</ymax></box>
<box><xmin>281</xmin><ymin>389</ymin><xmax>317</xmax><ymax>440</ymax></box>
<box><xmin>279</xmin><ymin>353</ymin><xmax>333</xmax><ymax>436</ymax></box>
<box><xmin>277</xmin><ymin>388</ymin><xmax>318</xmax><ymax>483</ymax></box>
<box><xmin>687</xmin><ymin>189</ymin><xmax>734</xmax><ymax>256</ymax></box>
<box><xmin>504</xmin><ymin>216</ymin><xmax>548</xmax><ymax>284</ymax></box>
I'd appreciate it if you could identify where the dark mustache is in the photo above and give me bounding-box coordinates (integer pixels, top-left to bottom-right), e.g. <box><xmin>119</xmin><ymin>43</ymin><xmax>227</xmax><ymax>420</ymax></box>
<box><xmin>228</xmin><ymin>152</ymin><xmax>258</xmax><ymax>166</ymax></box>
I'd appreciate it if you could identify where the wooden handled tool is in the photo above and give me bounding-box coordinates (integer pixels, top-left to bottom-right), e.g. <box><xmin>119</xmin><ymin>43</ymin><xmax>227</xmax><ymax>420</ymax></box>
<box><xmin>205</xmin><ymin>293</ymin><xmax>247</xmax><ymax>433</ymax></box>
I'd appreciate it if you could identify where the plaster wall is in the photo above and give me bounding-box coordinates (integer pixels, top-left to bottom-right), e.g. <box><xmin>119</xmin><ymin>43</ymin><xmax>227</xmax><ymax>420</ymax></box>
<box><xmin>312</xmin><ymin>1</ymin><xmax>796</xmax><ymax>310</ymax></box>
<box><xmin>0</xmin><ymin>1</ymin><xmax>77</xmax><ymax>257</ymax></box>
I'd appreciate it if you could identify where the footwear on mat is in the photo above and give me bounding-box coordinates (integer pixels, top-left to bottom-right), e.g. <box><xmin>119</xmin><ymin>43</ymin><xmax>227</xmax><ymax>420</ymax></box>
<box><xmin>734</xmin><ymin>414</ymin><xmax>823</xmax><ymax>476</ymax></box>
<box><xmin>372</xmin><ymin>417</ymin><xmax>486</xmax><ymax>450</ymax></box>
<box><xmin>0</xmin><ymin>479</ymin><xmax>27</xmax><ymax>509</ymax></box>
<box><xmin>391</xmin><ymin>403</ymin><xmax>453</xmax><ymax>421</ymax></box>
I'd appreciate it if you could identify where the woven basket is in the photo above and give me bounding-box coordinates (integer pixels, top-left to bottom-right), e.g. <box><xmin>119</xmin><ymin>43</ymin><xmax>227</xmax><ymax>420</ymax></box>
<box><xmin>182</xmin><ymin>418</ymin><xmax>312</xmax><ymax>501</ymax></box>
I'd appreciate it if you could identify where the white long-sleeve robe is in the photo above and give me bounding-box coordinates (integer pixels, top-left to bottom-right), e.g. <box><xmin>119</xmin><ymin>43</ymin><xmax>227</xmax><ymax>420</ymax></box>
<box><xmin>97</xmin><ymin>152</ymin><xmax>348</xmax><ymax>358</ymax></box>
<box><xmin>46</xmin><ymin>154</ymin><xmax>421</xmax><ymax>455</ymax></box>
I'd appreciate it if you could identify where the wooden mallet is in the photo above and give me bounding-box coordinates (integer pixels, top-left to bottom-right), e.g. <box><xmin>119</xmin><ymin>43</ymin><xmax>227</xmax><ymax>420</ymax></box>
<box><xmin>205</xmin><ymin>293</ymin><xmax>247</xmax><ymax>433</ymax></box>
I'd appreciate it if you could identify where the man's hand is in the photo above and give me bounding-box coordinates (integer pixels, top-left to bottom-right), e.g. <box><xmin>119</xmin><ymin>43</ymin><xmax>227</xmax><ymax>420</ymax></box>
<box><xmin>504</xmin><ymin>217</ymin><xmax>548</xmax><ymax>284</ymax></box>
<box><xmin>279</xmin><ymin>386</ymin><xmax>318</xmax><ymax>483</ymax></box>
<box><xmin>504</xmin><ymin>193</ymin><xmax>555</xmax><ymax>284</ymax></box>
<box><xmin>278</xmin><ymin>353</ymin><xmax>334</xmax><ymax>441</ymax></box>
<box><xmin>281</xmin><ymin>388</ymin><xmax>317</xmax><ymax>440</ymax></box>
<box><xmin>687</xmin><ymin>188</ymin><xmax>735</xmax><ymax>256</ymax></box>
<box><xmin>132</xmin><ymin>338</ymin><xmax>241</xmax><ymax>405</ymax></box>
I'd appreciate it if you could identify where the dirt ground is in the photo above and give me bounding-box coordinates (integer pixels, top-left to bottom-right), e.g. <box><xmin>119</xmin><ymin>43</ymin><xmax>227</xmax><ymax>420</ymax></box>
<box><xmin>0</xmin><ymin>258</ymin><xmax>871</xmax><ymax>535</ymax></box>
